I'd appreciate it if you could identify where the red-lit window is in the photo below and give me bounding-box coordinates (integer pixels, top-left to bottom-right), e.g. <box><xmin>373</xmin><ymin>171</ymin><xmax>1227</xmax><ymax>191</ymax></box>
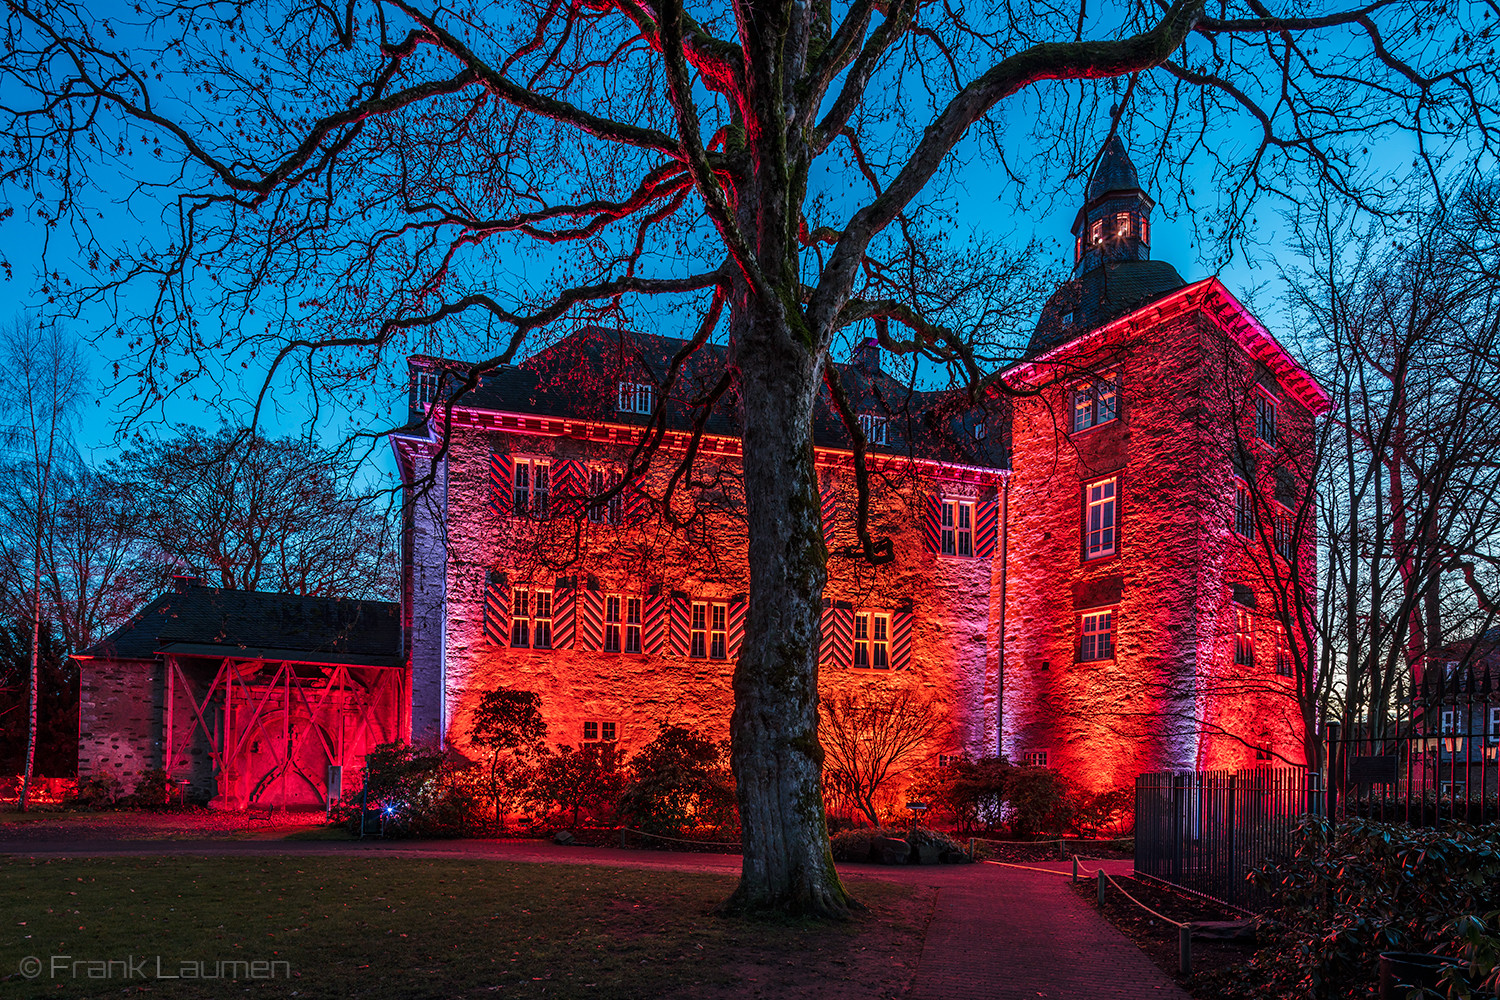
<box><xmin>583</xmin><ymin>720</ymin><xmax>618</xmax><ymax>743</ymax></box>
<box><xmin>1085</xmin><ymin>478</ymin><xmax>1117</xmax><ymax>559</ymax></box>
<box><xmin>1115</xmin><ymin>212</ymin><xmax>1131</xmax><ymax>237</ymax></box>
<box><xmin>588</xmin><ymin>467</ymin><xmax>623</xmax><ymax>525</ymax></box>
<box><xmin>1234</xmin><ymin>609</ymin><xmax>1254</xmax><ymax>667</ymax></box>
<box><xmin>1273</xmin><ymin>514</ymin><xmax>1294</xmax><ymax>560</ymax></box>
<box><xmin>853</xmin><ymin>612</ymin><xmax>890</xmax><ymax>669</ymax></box>
<box><xmin>1022</xmin><ymin>749</ymin><xmax>1049</xmax><ymax>767</ymax></box>
<box><xmin>691</xmin><ymin>602</ymin><xmax>707</xmax><ymax>658</ymax></box>
<box><xmin>1234</xmin><ymin>481</ymin><xmax>1256</xmax><ymax>538</ymax></box>
<box><xmin>1141</xmin><ymin>218</ymin><xmax>1150</xmax><ymax>245</ymax></box>
<box><xmin>1073</xmin><ymin>377</ymin><xmax>1118</xmax><ymax>432</ymax></box>
<box><xmin>513</xmin><ymin>460</ymin><xmax>550</xmax><ymax>518</ymax></box>
<box><xmin>1074</xmin><ymin>235</ymin><xmax>1083</xmax><ymax>264</ymax></box>
<box><xmin>941</xmin><ymin>501</ymin><xmax>973</xmax><ymax>556</ymax></box>
<box><xmin>1079</xmin><ymin>610</ymin><xmax>1114</xmax><ymax>661</ymax></box>
<box><xmin>512</xmin><ymin>588</ymin><xmax>553</xmax><ymax>649</ymax></box>
<box><xmin>1255</xmin><ymin>393</ymin><xmax>1278</xmax><ymax>445</ymax></box>
<box><xmin>1275</xmin><ymin>625</ymin><xmax>1293</xmax><ymax>677</ymax></box>
<box><xmin>1090</xmin><ymin>219</ymin><xmax>1103</xmax><ymax>244</ymax></box>
<box><xmin>624</xmin><ymin>597</ymin><xmax>642</xmax><ymax>654</ymax></box>
<box><xmin>604</xmin><ymin>595</ymin><xmax>622</xmax><ymax>652</ymax></box>
<box><xmin>710</xmin><ymin>603</ymin><xmax>728</xmax><ymax>659</ymax></box>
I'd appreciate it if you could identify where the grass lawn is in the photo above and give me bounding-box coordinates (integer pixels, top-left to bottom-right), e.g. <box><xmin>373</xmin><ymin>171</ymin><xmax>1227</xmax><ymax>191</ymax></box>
<box><xmin>0</xmin><ymin>856</ymin><xmax>925</xmax><ymax>999</ymax></box>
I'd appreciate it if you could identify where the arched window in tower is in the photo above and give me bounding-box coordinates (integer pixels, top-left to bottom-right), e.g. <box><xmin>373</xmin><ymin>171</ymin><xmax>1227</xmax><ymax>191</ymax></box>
<box><xmin>1090</xmin><ymin>219</ymin><xmax>1103</xmax><ymax>245</ymax></box>
<box><xmin>1075</xmin><ymin>235</ymin><xmax>1083</xmax><ymax>264</ymax></box>
<box><xmin>1141</xmin><ymin>218</ymin><xmax>1150</xmax><ymax>245</ymax></box>
<box><xmin>1115</xmin><ymin>212</ymin><xmax>1131</xmax><ymax>237</ymax></box>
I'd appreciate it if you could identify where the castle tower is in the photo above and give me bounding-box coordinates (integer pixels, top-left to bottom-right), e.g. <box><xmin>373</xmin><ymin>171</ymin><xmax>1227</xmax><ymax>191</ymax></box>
<box><xmin>1000</xmin><ymin>135</ymin><xmax>1327</xmax><ymax>793</ymax></box>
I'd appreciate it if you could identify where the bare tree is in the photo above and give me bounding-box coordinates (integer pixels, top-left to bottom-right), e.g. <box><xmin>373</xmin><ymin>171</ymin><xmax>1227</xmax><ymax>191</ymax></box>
<box><xmin>1289</xmin><ymin>192</ymin><xmax>1500</xmax><ymax>742</ymax></box>
<box><xmin>3</xmin><ymin>0</ymin><xmax>1494</xmax><ymax>912</ymax></box>
<box><xmin>821</xmin><ymin>687</ymin><xmax>943</xmax><ymax>827</ymax></box>
<box><xmin>0</xmin><ymin>318</ymin><xmax>87</xmax><ymax>810</ymax></box>
<box><xmin>106</xmin><ymin>426</ymin><xmax>399</xmax><ymax>600</ymax></box>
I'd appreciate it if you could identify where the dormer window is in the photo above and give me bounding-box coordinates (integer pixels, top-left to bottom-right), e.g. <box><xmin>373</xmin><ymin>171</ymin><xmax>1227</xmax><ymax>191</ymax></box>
<box><xmin>617</xmin><ymin>381</ymin><xmax>654</xmax><ymax>415</ymax></box>
<box><xmin>416</xmin><ymin>370</ymin><xmax>440</xmax><ymax>408</ymax></box>
<box><xmin>858</xmin><ymin>414</ymin><xmax>887</xmax><ymax>446</ymax></box>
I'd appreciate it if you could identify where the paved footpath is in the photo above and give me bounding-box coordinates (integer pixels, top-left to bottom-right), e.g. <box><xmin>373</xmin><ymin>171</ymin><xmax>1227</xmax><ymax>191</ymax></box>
<box><xmin>3</xmin><ymin>838</ymin><xmax>1189</xmax><ymax>1000</ymax></box>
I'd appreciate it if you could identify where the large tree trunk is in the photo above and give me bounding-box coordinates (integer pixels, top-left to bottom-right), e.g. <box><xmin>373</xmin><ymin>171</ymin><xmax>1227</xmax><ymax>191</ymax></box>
<box><xmin>721</xmin><ymin>298</ymin><xmax>855</xmax><ymax>918</ymax></box>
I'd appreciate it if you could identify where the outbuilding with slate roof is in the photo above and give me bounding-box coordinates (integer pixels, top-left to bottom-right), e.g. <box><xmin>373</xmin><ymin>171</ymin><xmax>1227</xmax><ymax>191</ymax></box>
<box><xmin>73</xmin><ymin>578</ymin><xmax>403</xmax><ymax>809</ymax></box>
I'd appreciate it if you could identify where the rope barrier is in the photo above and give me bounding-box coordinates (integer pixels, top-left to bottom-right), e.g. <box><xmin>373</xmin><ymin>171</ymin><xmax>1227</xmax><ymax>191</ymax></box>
<box><xmin>1096</xmin><ymin>871</ymin><xmax>1194</xmax><ymax>977</ymax></box>
<box><xmin>618</xmin><ymin>827</ymin><xmax>741</xmax><ymax>848</ymax></box>
<box><xmin>1101</xmin><ymin>872</ymin><xmax>1187</xmax><ymax>928</ymax></box>
<box><xmin>982</xmin><ymin>859</ymin><xmax>1076</xmax><ymax>876</ymax></box>
<box><xmin>969</xmin><ymin>835</ymin><xmax>1134</xmax><ymax>846</ymax></box>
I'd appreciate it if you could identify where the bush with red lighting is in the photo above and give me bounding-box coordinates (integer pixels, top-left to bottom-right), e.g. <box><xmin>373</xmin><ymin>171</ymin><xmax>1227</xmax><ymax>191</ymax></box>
<box><xmin>619</xmin><ymin>724</ymin><xmax>736</xmax><ymax>838</ymax></box>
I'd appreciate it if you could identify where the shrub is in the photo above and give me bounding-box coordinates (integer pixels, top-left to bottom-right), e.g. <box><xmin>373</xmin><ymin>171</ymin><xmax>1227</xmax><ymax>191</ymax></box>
<box><xmin>913</xmin><ymin>756</ymin><xmax>1074</xmax><ymax>836</ymax></box>
<box><xmin>1070</xmin><ymin>787</ymin><xmax>1133</xmax><ymax>839</ymax></box>
<box><xmin>531</xmin><ymin>743</ymin><xmax>622</xmax><ymax>829</ymax></box>
<box><xmin>828</xmin><ymin>826</ymin><xmax>969</xmax><ymax>863</ymax></box>
<box><xmin>131</xmin><ymin>768</ymin><xmax>174</xmax><ymax>809</ymax></box>
<box><xmin>619</xmin><ymin>725</ymin><xmax>735</xmax><ymax>837</ymax></box>
<box><xmin>355</xmin><ymin>739</ymin><xmax>478</xmax><ymax>837</ymax></box>
<box><xmin>1232</xmin><ymin>817</ymin><xmax>1500</xmax><ymax>999</ymax></box>
<box><xmin>467</xmin><ymin>687</ymin><xmax>547</xmax><ymax>831</ymax></box>
<box><xmin>70</xmin><ymin>774</ymin><xmax>122</xmax><ymax>809</ymax></box>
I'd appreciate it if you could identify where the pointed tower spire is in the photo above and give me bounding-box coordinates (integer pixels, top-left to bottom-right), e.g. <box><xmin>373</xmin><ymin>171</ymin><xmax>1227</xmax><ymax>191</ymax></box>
<box><xmin>1071</xmin><ymin>134</ymin><xmax>1156</xmax><ymax>276</ymax></box>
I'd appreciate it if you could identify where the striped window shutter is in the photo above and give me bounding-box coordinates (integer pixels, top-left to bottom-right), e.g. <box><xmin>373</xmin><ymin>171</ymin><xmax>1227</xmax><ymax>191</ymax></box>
<box><xmin>483</xmin><ymin>571</ymin><xmax>509</xmax><ymax>644</ymax></box>
<box><xmin>890</xmin><ymin>611</ymin><xmax>914</xmax><ymax>670</ymax></box>
<box><xmin>489</xmin><ymin>453</ymin><xmax>514</xmax><ymax>517</ymax></box>
<box><xmin>819</xmin><ymin>600</ymin><xmax>853</xmax><ymax>668</ymax></box>
<box><xmin>642</xmin><ymin>590</ymin><xmax>667</xmax><ymax>653</ymax></box>
<box><xmin>820</xmin><ymin>477</ymin><xmax>838</xmax><ymax>540</ymax></box>
<box><xmin>975</xmin><ymin>497</ymin><xmax>1000</xmax><ymax>558</ymax></box>
<box><xmin>577</xmin><ymin>585</ymin><xmax>605</xmax><ymax>651</ymax></box>
<box><xmin>727</xmin><ymin>597</ymin><xmax>747</xmax><ymax>660</ymax></box>
<box><xmin>668</xmin><ymin>591</ymin><xmax>691</xmax><ymax>656</ymax></box>
<box><xmin>551</xmin><ymin>579</ymin><xmax>577</xmax><ymax>649</ymax></box>
<box><xmin>922</xmin><ymin>494</ymin><xmax>942</xmax><ymax>552</ymax></box>
<box><xmin>552</xmin><ymin>460</ymin><xmax>585</xmax><ymax>518</ymax></box>
<box><xmin>626</xmin><ymin>486</ymin><xmax>648</xmax><ymax>524</ymax></box>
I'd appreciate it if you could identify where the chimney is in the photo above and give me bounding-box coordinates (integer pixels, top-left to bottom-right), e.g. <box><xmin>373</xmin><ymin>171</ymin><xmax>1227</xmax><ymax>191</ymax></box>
<box><xmin>172</xmin><ymin>575</ymin><xmax>204</xmax><ymax>593</ymax></box>
<box><xmin>852</xmin><ymin>336</ymin><xmax>882</xmax><ymax>372</ymax></box>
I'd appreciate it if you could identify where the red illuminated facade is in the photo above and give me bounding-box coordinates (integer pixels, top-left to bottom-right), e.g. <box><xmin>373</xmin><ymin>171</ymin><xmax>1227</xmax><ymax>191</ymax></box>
<box><xmin>395</xmin><ymin>137</ymin><xmax>1328</xmax><ymax>808</ymax></box>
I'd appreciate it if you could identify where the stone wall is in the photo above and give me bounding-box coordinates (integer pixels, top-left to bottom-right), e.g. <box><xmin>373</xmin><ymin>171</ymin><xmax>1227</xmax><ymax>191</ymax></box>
<box><xmin>412</xmin><ymin>419</ymin><xmax>1002</xmax><ymax>821</ymax></box>
<box><xmin>78</xmin><ymin>657</ymin><xmax>160</xmax><ymax>795</ymax></box>
<box><xmin>1003</xmin><ymin>301</ymin><xmax>1314</xmax><ymax>794</ymax></box>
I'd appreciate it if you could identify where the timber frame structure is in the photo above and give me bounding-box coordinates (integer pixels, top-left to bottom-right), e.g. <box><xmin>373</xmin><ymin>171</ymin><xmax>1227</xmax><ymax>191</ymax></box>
<box><xmin>75</xmin><ymin>579</ymin><xmax>404</xmax><ymax>810</ymax></box>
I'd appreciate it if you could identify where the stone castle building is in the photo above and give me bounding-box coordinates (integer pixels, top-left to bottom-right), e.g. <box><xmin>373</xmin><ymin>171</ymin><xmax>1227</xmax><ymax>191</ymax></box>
<box><xmin>74</xmin><ymin>138</ymin><xmax>1326</xmax><ymax>812</ymax></box>
<box><xmin>395</xmin><ymin>136</ymin><xmax>1328</xmax><ymax>810</ymax></box>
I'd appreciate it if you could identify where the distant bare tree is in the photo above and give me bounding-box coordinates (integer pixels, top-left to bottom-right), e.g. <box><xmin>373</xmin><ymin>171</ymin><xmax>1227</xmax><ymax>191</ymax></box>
<box><xmin>820</xmin><ymin>687</ymin><xmax>942</xmax><ymax>827</ymax></box>
<box><xmin>1290</xmin><ymin>192</ymin><xmax>1500</xmax><ymax>739</ymax></box>
<box><xmin>107</xmin><ymin>426</ymin><xmax>398</xmax><ymax>600</ymax></box>
<box><xmin>0</xmin><ymin>317</ymin><xmax>87</xmax><ymax>810</ymax></box>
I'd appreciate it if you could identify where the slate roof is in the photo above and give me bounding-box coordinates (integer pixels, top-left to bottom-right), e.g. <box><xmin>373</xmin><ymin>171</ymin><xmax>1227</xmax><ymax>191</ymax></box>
<box><xmin>412</xmin><ymin>327</ymin><xmax>1009</xmax><ymax>469</ymax></box>
<box><xmin>1087</xmin><ymin>134</ymin><xmax>1143</xmax><ymax>202</ymax></box>
<box><xmin>1025</xmin><ymin>259</ymin><xmax>1188</xmax><ymax>358</ymax></box>
<box><xmin>78</xmin><ymin>582</ymin><xmax>402</xmax><ymax>668</ymax></box>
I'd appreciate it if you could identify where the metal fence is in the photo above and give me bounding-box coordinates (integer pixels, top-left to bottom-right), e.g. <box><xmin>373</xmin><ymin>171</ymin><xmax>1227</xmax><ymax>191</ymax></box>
<box><xmin>1134</xmin><ymin>767</ymin><xmax>1321</xmax><ymax>911</ymax></box>
<box><xmin>1327</xmin><ymin>670</ymin><xmax>1500</xmax><ymax>825</ymax></box>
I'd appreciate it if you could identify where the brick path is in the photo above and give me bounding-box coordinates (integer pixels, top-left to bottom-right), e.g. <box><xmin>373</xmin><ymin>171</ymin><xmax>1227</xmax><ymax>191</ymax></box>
<box><xmin>4</xmin><ymin>838</ymin><xmax>1191</xmax><ymax>998</ymax></box>
<box><xmin>902</xmin><ymin>861</ymin><xmax>1191</xmax><ymax>1000</ymax></box>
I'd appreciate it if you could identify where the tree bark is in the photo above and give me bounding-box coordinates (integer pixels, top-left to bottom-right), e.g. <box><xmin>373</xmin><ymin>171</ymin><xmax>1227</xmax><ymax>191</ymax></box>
<box><xmin>721</xmin><ymin>296</ymin><xmax>855</xmax><ymax>918</ymax></box>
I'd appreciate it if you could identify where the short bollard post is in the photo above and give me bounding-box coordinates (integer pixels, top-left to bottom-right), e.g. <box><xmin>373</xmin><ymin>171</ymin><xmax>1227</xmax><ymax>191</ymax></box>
<box><xmin>1178</xmin><ymin>923</ymin><xmax>1192</xmax><ymax>976</ymax></box>
<box><xmin>969</xmin><ymin>837</ymin><xmax>975</xmax><ymax>860</ymax></box>
<box><xmin>620</xmin><ymin>827</ymin><xmax>627</xmax><ymax>849</ymax></box>
<box><xmin>1072</xmin><ymin>856</ymin><xmax>1079</xmax><ymax>882</ymax></box>
<box><xmin>1097</xmin><ymin>870</ymin><xmax>1105</xmax><ymax>905</ymax></box>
